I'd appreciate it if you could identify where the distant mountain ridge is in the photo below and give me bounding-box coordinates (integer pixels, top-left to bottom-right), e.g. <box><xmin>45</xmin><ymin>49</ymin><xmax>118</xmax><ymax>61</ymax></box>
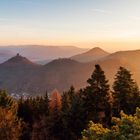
<box><xmin>0</xmin><ymin>47</ymin><xmax>139</xmax><ymax>96</ymax></box>
<box><xmin>71</xmin><ymin>47</ymin><xmax>110</xmax><ymax>62</ymax></box>
<box><xmin>0</xmin><ymin>45</ymin><xmax>88</xmax><ymax>63</ymax></box>
<box><xmin>1</xmin><ymin>53</ymin><xmax>38</xmax><ymax>67</ymax></box>
<box><xmin>0</xmin><ymin>50</ymin><xmax>15</xmax><ymax>63</ymax></box>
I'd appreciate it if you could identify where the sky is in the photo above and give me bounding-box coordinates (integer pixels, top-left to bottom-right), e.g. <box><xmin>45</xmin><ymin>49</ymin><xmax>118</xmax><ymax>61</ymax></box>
<box><xmin>0</xmin><ymin>0</ymin><xmax>140</xmax><ymax>52</ymax></box>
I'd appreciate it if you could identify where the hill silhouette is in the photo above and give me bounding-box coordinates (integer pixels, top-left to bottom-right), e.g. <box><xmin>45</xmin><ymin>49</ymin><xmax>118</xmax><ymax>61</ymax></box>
<box><xmin>2</xmin><ymin>53</ymin><xmax>39</xmax><ymax>67</ymax></box>
<box><xmin>0</xmin><ymin>48</ymin><xmax>139</xmax><ymax>96</ymax></box>
<box><xmin>71</xmin><ymin>47</ymin><xmax>109</xmax><ymax>62</ymax></box>
<box><xmin>0</xmin><ymin>45</ymin><xmax>88</xmax><ymax>63</ymax></box>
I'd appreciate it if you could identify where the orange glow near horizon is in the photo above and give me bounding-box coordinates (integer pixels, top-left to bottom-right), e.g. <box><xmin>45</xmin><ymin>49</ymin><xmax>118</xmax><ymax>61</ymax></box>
<box><xmin>0</xmin><ymin>38</ymin><xmax>140</xmax><ymax>52</ymax></box>
<box><xmin>0</xmin><ymin>0</ymin><xmax>140</xmax><ymax>52</ymax></box>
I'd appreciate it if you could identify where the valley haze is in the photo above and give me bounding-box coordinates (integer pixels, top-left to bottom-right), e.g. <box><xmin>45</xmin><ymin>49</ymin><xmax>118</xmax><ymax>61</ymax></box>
<box><xmin>0</xmin><ymin>0</ymin><xmax>140</xmax><ymax>140</ymax></box>
<box><xmin>0</xmin><ymin>47</ymin><xmax>140</xmax><ymax>97</ymax></box>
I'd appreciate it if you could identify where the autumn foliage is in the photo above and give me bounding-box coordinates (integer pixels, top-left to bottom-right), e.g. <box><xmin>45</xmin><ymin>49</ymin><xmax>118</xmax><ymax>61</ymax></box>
<box><xmin>0</xmin><ymin>65</ymin><xmax>140</xmax><ymax>140</ymax></box>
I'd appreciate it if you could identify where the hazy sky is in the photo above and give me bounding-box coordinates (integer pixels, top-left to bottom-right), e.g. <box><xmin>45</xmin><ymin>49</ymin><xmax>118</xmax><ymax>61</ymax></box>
<box><xmin>0</xmin><ymin>0</ymin><xmax>140</xmax><ymax>51</ymax></box>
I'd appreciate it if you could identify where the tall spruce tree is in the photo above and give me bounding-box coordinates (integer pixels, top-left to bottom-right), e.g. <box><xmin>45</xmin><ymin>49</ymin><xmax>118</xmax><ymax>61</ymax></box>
<box><xmin>17</xmin><ymin>93</ymin><xmax>50</xmax><ymax>140</ymax></box>
<box><xmin>112</xmin><ymin>67</ymin><xmax>140</xmax><ymax>116</ymax></box>
<box><xmin>83</xmin><ymin>64</ymin><xmax>111</xmax><ymax>126</ymax></box>
<box><xmin>61</xmin><ymin>86</ymin><xmax>86</xmax><ymax>140</ymax></box>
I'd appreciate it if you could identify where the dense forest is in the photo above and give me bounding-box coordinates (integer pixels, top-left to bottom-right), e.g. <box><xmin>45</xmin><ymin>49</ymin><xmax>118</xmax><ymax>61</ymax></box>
<box><xmin>0</xmin><ymin>65</ymin><xmax>140</xmax><ymax>140</ymax></box>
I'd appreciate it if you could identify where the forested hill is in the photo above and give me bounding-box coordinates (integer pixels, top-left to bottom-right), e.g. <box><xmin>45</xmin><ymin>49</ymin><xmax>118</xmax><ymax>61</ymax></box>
<box><xmin>0</xmin><ymin>48</ymin><xmax>140</xmax><ymax>96</ymax></box>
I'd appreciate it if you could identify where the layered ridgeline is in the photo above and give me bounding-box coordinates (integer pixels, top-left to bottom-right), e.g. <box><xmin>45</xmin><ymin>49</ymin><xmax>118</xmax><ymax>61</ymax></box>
<box><xmin>0</xmin><ymin>45</ymin><xmax>88</xmax><ymax>64</ymax></box>
<box><xmin>70</xmin><ymin>47</ymin><xmax>110</xmax><ymax>62</ymax></box>
<box><xmin>0</xmin><ymin>50</ymin><xmax>15</xmax><ymax>63</ymax></box>
<box><xmin>0</xmin><ymin>48</ymin><xmax>140</xmax><ymax>96</ymax></box>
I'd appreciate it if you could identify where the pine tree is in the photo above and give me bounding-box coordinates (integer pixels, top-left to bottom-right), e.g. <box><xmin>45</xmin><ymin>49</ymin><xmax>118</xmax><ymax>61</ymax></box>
<box><xmin>83</xmin><ymin>64</ymin><xmax>111</xmax><ymax>126</ymax></box>
<box><xmin>31</xmin><ymin>118</ymin><xmax>48</xmax><ymax>140</ymax></box>
<box><xmin>61</xmin><ymin>86</ymin><xmax>75</xmax><ymax>113</ymax></box>
<box><xmin>112</xmin><ymin>67</ymin><xmax>140</xmax><ymax>116</ymax></box>
<box><xmin>30</xmin><ymin>92</ymin><xmax>50</xmax><ymax>140</ymax></box>
<box><xmin>43</xmin><ymin>91</ymin><xmax>50</xmax><ymax>116</ymax></box>
<box><xmin>17</xmin><ymin>93</ymin><xmax>50</xmax><ymax>140</ymax></box>
<box><xmin>17</xmin><ymin>97</ymin><xmax>33</xmax><ymax>140</ymax></box>
<box><xmin>61</xmin><ymin>86</ymin><xmax>86</xmax><ymax>140</ymax></box>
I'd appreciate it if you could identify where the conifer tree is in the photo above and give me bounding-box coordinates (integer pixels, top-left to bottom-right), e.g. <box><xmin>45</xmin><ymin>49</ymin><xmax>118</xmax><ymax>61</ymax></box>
<box><xmin>43</xmin><ymin>91</ymin><xmax>50</xmax><ymax>116</ymax></box>
<box><xmin>61</xmin><ymin>86</ymin><xmax>75</xmax><ymax>113</ymax></box>
<box><xmin>61</xmin><ymin>86</ymin><xmax>86</xmax><ymax>140</ymax></box>
<box><xmin>83</xmin><ymin>64</ymin><xmax>111</xmax><ymax>126</ymax></box>
<box><xmin>46</xmin><ymin>89</ymin><xmax>63</xmax><ymax>140</ymax></box>
<box><xmin>49</xmin><ymin>89</ymin><xmax>61</xmax><ymax>111</ymax></box>
<box><xmin>18</xmin><ymin>93</ymin><xmax>50</xmax><ymax>140</ymax></box>
<box><xmin>112</xmin><ymin>67</ymin><xmax>140</xmax><ymax>116</ymax></box>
